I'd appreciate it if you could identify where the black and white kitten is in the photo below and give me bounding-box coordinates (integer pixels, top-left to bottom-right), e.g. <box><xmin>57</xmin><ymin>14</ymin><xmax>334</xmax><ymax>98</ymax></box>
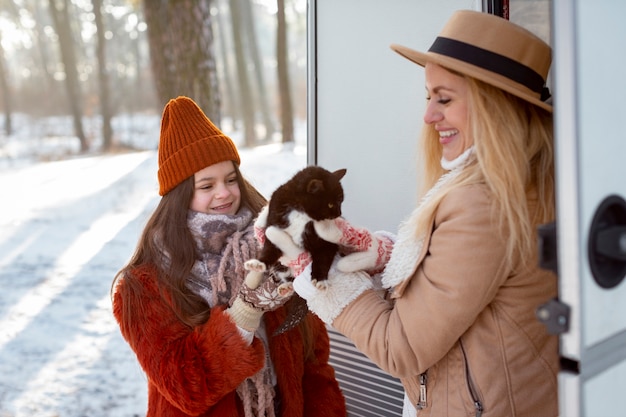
<box><xmin>245</xmin><ymin>166</ymin><xmax>346</xmax><ymax>334</ymax></box>
<box><xmin>246</xmin><ymin>165</ymin><xmax>346</xmax><ymax>286</ymax></box>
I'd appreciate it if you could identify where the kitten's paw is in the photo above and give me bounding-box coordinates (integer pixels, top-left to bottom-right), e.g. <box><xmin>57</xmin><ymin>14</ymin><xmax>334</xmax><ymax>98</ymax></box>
<box><xmin>244</xmin><ymin>259</ymin><xmax>267</xmax><ymax>272</ymax></box>
<box><xmin>277</xmin><ymin>282</ymin><xmax>294</xmax><ymax>297</ymax></box>
<box><xmin>312</xmin><ymin>279</ymin><xmax>329</xmax><ymax>290</ymax></box>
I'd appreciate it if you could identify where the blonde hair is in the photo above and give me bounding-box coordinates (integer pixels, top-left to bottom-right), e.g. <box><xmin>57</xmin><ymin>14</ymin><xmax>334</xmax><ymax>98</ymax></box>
<box><xmin>415</xmin><ymin>74</ymin><xmax>554</xmax><ymax>270</ymax></box>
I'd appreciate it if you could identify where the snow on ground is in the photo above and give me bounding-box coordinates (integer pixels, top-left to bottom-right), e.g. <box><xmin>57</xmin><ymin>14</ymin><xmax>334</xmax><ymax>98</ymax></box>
<box><xmin>0</xmin><ymin>114</ymin><xmax>306</xmax><ymax>416</ymax></box>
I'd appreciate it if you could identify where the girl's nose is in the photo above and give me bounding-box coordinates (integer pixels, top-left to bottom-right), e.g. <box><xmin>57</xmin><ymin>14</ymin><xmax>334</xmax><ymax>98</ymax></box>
<box><xmin>214</xmin><ymin>182</ymin><xmax>230</xmax><ymax>199</ymax></box>
<box><xmin>423</xmin><ymin>101</ymin><xmax>443</xmax><ymax>125</ymax></box>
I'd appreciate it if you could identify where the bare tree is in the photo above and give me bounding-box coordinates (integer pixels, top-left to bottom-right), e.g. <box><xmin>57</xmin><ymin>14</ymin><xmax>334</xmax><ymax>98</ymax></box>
<box><xmin>47</xmin><ymin>0</ymin><xmax>87</xmax><ymax>152</ymax></box>
<box><xmin>144</xmin><ymin>1</ymin><xmax>174</xmax><ymax>109</ymax></box>
<box><xmin>0</xmin><ymin>0</ymin><xmax>19</xmax><ymax>135</ymax></box>
<box><xmin>0</xmin><ymin>34</ymin><xmax>12</xmax><ymax>136</ymax></box>
<box><xmin>214</xmin><ymin>3</ymin><xmax>239</xmax><ymax>128</ymax></box>
<box><xmin>229</xmin><ymin>0</ymin><xmax>255</xmax><ymax>145</ymax></box>
<box><xmin>143</xmin><ymin>0</ymin><xmax>221</xmax><ymax>123</ymax></box>
<box><xmin>92</xmin><ymin>0</ymin><xmax>113</xmax><ymax>151</ymax></box>
<box><xmin>241</xmin><ymin>0</ymin><xmax>273</xmax><ymax>139</ymax></box>
<box><xmin>21</xmin><ymin>0</ymin><xmax>59</xmax><ymax>113</ymax></box>
<box><xmin>276</xmin><ymin>0</ymin><xmax>293</xmax><ymax>143</ymax></box>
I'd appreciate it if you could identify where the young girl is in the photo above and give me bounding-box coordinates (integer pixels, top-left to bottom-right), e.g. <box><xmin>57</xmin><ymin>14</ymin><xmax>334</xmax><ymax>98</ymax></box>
<box><xmin>112</xmin><ymin>96</ymin><xmax>346</xmax><ymax>417</ymax></box>
<box><xmin>270</xmin><ymin>10</ymin><xmax>559</xmax><ymax>417</ymax></box>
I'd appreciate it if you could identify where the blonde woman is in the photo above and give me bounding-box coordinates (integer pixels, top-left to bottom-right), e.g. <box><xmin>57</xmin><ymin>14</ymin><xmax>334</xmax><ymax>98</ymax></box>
<box><xmin>267</xmin><ymin>10</ymin><xmax>559</xmax><ymax>417</ymax></box>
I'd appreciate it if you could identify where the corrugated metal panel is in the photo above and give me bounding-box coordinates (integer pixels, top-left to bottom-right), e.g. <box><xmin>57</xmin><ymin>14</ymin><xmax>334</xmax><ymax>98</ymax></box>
<box><xmin>327</xmin><ymin>328</ymin><xmax>405</xmax><ymax>417</ymax></box>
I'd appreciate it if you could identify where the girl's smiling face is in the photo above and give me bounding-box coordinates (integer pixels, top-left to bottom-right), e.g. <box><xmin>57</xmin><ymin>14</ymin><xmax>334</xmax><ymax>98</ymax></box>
<box><xmin>423</xmin><ymin>63</ymin><xmax>473</xmax><ymax>162</ymax></box>
<box><xmin>190</xmin><ymin>160</ymin><xmax>241</xmax><ymax>215</ymax></box>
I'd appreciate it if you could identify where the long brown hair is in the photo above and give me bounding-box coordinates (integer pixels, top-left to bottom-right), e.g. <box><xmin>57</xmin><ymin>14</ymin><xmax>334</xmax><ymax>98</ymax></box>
<box><xmin>112</xmin><ymin>163</ymin><xmax>266</xmax><ymax>325</ymax></box>
<box><xmin>112</xmin><ymin>161</ymin><xmax>316</xmax><ymax>355</ymax></box>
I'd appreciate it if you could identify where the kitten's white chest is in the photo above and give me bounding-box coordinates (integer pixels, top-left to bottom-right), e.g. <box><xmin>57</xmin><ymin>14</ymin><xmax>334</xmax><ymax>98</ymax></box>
<box><xmin>285</xmin><ymin>210</ymin><xmax>312</xmax><ymax>247</ymax></box>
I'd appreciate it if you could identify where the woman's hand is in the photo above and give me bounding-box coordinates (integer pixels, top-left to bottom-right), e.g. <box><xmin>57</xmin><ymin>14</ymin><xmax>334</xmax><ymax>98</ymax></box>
<box><xmin>314</xmin><ymin>217</ymin><xmax>395</xmax><ymax>274</ymax></box>
<box><xmin>292</xmin><ymin>257</ymin><xmax>373</xmax><ymax>325</ymax></box>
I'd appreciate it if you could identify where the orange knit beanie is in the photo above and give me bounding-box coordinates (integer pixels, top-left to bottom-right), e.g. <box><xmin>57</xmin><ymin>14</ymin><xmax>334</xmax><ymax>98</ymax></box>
<box><xmin>157</xmin><ymin>96</ymin><xmax>241</xmax><ymax>195</ymax></box>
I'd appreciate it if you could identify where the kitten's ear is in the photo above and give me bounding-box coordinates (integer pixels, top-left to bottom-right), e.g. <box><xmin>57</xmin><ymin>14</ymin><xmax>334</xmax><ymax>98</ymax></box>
<box><xmin>307</xmin><ymin>178</ymin><xmax>325</xmax><ymax>194</ymax></box>
<box><xmin>333</xmin><ymin>168</ymin><xmax>347</xmax><ymax>181</ymax></box>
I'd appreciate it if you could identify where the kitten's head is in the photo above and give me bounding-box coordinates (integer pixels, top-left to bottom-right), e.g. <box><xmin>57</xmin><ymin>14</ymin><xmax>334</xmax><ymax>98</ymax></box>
<box><xmin>295</xmin><ymin>166</ymin><xmax>346</xmax><ymax>221</ymax></box>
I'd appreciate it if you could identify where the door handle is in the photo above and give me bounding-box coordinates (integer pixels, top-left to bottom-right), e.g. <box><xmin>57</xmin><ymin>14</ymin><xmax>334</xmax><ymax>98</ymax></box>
<box><xmin>588</xmin><ymin>195</ymin><xmax>626</xmax><ymax>289</ymax></box>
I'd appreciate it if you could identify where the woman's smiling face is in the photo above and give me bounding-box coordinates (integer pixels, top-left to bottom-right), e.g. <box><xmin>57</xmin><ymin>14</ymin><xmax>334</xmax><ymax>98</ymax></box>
<box><xmin>423</xmin><ymin>63</ymin><xmax>473</xmax><ymax>162</ymax></box>
<box><xmin>189</xmin><ymin>160</ymin><xmax>241</xmax><ymax>215</ymax></box>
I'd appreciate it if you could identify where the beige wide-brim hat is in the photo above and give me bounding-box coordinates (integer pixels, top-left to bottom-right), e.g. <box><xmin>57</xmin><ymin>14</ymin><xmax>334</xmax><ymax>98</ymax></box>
<box><xmin>391</xmin><ymin>10</ymin><xmax>552</xmax><ymax>112</ymax></box>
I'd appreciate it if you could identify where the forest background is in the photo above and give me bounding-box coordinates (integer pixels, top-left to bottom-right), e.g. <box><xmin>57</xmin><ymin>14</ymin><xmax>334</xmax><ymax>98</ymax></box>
<box><xmin>0</xmin><ymin>0</ymin><xmax>307</xmax><ymax>156</ymax></box>
<box><xmin>0</xmin><ymin>1</ymin><xmax>309</xmax><ymax>415</ymax></box>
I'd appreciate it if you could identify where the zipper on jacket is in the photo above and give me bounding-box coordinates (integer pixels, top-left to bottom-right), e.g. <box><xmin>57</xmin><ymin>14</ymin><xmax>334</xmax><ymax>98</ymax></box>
<box><xmin>416</xmin><ymin>372</ymin><xmax>428</xmax><ymax>410</ymax></box>
<box><xmin>460</xmin><ymin>341</ymin><xmax>484</xmax><ymax>417</ymax></box>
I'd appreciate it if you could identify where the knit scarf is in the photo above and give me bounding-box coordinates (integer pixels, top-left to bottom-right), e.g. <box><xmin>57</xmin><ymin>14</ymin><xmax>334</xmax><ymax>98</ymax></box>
<box><xmin>185</xmin><ymin>208</ymin><xmax>276</xmax><ymax>417</ymax></box>
<box><xmin>382</xmin><ymin>147</ymin><xmax>475</xmax><ymax>290</ymax></box>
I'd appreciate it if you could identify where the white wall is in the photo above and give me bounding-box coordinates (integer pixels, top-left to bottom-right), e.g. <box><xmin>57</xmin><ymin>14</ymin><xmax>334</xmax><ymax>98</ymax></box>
<box><xmin>310</xmin><ymin>0</ymin><xmax>477</xmax><ymax>233</ymax></box>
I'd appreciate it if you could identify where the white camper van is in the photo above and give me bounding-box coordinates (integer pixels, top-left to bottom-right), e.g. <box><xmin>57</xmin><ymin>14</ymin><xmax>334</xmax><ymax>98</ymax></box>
<box><xmin>308</xmin><ymin>1</ymin><xmax>626</xmax><ymax>416</ymax></box>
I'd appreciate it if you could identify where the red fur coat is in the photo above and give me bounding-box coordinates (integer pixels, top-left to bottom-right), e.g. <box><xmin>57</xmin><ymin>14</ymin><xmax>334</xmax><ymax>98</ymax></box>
<box><xmin>113</xmin><ymin>264</ymin><xmax>346</xmax><ymax>417</ymax></box>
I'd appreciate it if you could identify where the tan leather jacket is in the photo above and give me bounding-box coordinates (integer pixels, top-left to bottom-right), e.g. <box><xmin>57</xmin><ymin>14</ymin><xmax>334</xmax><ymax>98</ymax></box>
<box><xmin>333</xmin><ymin>184</ymin><xmax>559</xmax><ymax>416</ymax></box>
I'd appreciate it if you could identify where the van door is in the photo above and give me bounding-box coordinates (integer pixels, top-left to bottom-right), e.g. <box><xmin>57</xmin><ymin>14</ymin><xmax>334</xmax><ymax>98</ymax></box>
<box><xmin>552</xmin><ymin>0</ymin><xmax>626</xmax><ymax>415</ymax></box>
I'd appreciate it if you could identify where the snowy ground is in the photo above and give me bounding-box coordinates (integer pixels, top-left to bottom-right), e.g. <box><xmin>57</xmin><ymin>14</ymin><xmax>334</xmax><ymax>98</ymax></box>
<box><xmin>0</xmin><ymin>114</ymin><xmax>306</xmax><ymax>416</ymax></box>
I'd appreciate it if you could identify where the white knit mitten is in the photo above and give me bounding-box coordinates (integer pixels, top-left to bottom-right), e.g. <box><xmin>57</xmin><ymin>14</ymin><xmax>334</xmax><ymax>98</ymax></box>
<box><xmin>292</xmin><ymin>259</ymin><xmax>373</xmax><ymax>325</ymax></box>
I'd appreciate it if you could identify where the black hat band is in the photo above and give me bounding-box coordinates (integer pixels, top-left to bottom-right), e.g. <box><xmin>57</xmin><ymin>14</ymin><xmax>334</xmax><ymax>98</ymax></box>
<box><xmin>429</xmin><ymin>36</ymin><xmax>546</xmax><ymax>95</ymax></box>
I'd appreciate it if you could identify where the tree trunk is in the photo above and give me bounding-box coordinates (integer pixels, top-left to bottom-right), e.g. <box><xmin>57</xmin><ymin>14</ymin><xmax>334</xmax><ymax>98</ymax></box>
<box><xmin>185</xmin><ymin>0</ymin><xmax>221</xmax><ymax>123</ymax></box>
<box><xmin>215</xmin><ymin>1</ymin><xmax>239</xmax><ymax>129</ymax></box>
<box><xmin>229</xmin><ymin>0</ymin><xmax>256</xmax><ymax>146</ymax></box>
<box><xmin>0</xmin><ymin>38</ymin><xmax>12</xmax><ymax>136</ymax></box>
<box><xmin>92</xmin><ymin>0</ymin><xmax>113</xmax><ymax>151</ymax></box>
<box><xmin>143</xmin><ymin>0</ymin><xmax>221</xmax><ymax>124</ymax></box>
<box><xmin>276</xmin><ymin>0</ymin><xmax>294</xmax><ymax>143</ymax></box>
<box><xmin>48</xmin><ymin>0</ymin><xmax>87</xmax><ymax>152</ymax></box>
<box><xmin>143</xmin><ymin>0</ymin><xmax>175</xmax><ymax>109</ymax></box>
<box><xmin>30</xmin><ymin>0</ymin><xmax>58</xmax><ymax>113</ymax></box>
<box><xmin>241</xmin><ymin>0</ymin><xmax>273</xmax><ymax>139</ymax></box>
